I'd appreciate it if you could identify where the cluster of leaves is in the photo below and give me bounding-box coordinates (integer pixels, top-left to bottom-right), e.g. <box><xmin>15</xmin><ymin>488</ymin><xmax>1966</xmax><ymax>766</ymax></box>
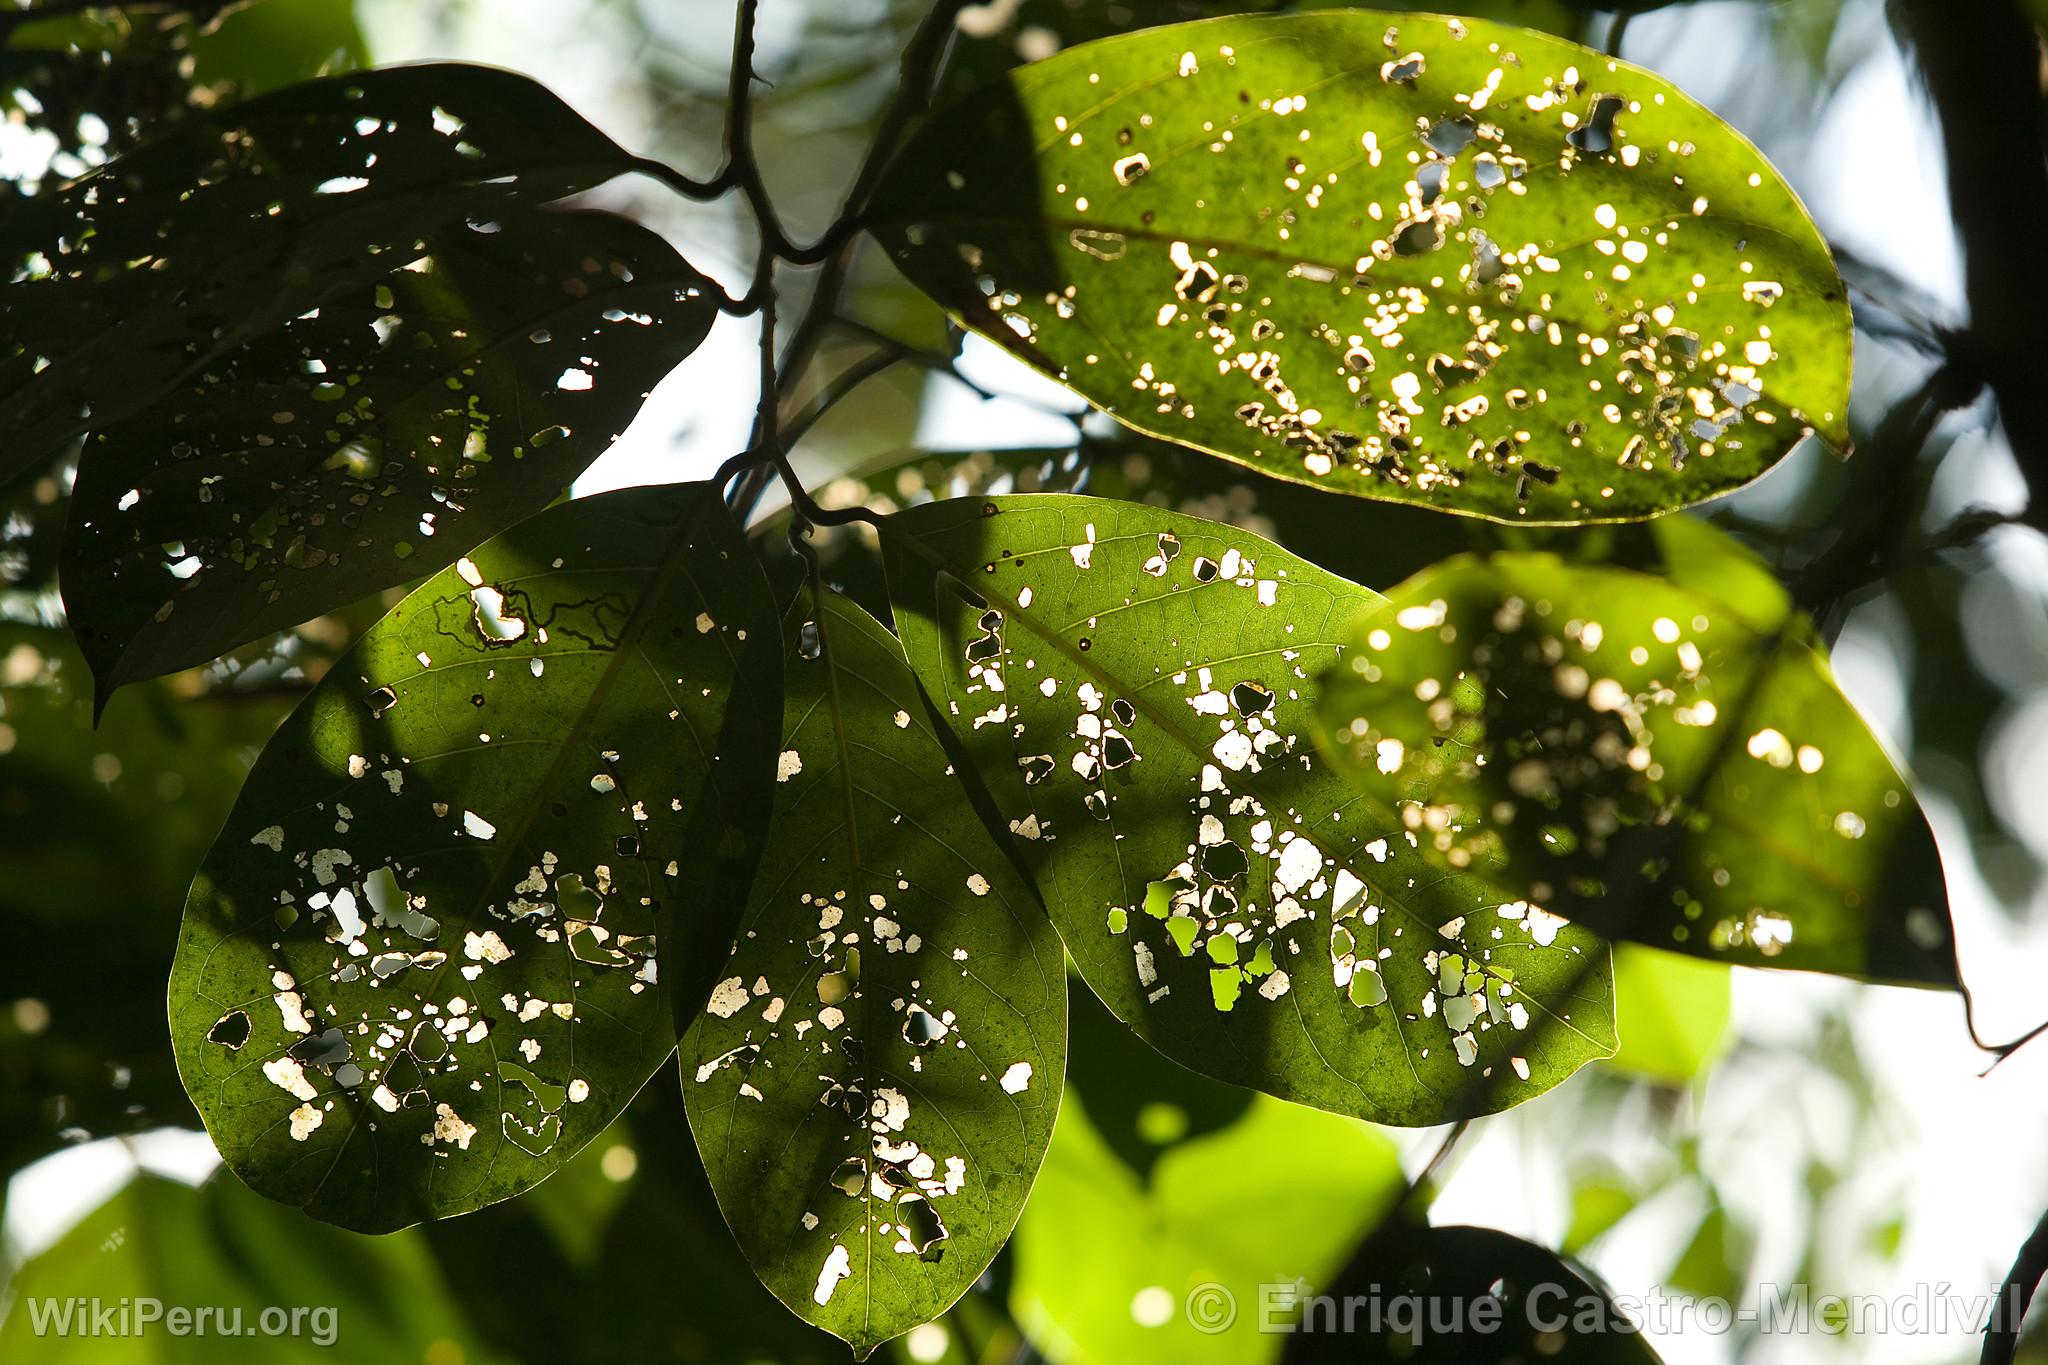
<box><xmin>0</xmin><ymin>4</ymin><xmax>1963</xmax><ymax>1359</ymax></box>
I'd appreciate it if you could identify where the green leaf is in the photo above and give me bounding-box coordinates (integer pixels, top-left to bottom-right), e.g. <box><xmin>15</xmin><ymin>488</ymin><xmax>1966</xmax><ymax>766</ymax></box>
<box><xmin>884</xmin><ymin>493</ymin><xmax>1615</xmax><ymax>1125</ymax></box>
<box><xmin>1310</xmin><ymin>551</ymin><xmax>1959</xmax><ymax>986</ymax></box>
<box><xmin>168</xmin><ymin>483</ymin><xmax>782</xmax><ymax>1232</ymax></box>
<box><xmin>2</xmin><ymin>62</ymin><xmax>646</xmax><ymax>485</ymax></box>
<box><xmin>64</xmin><ymin>206</ymin><xmax>719</xmax><ymax>703</ymax></box>
<box><xmin>0</xmin><ymin>1173</ymin><xmax>502</xmax><ymax>1364</ymax></box>
<box><xmin>1606</xmin><ymin>944</ymin><xmax>1730</xmax><ymax>1084</ymax></box>
<box><xmin>871</xmin><ymin>12</ymin><xmax>1849</xmax><ymax>524</ymax></box>
<box><xmin>682</xmin><ymin>586</ymin><xmax>1065</xmax><ymax>1359</ymax></box>
<box><xmin>1011</xmin><ymin>1093</ymin><xmax>1404</xmax><ymax>1365</ymax></box>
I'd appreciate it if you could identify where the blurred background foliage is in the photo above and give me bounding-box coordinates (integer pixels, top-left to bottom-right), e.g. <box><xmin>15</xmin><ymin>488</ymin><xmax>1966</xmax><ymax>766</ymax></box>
<box><xmin>4</xmin><ymin>1</ymin><xmax>2048</xmax><ymax>1363</ymax></box>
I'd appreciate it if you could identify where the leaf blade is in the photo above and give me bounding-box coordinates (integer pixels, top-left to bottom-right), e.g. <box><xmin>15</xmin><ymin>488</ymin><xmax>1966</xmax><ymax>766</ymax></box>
<box><xmin>884</xmin><ymin>493</ymin><xmax>1615</xmax><ymax>1125</ymax></box>
<box><xmin>2</xmin><ymin>62</ymin><xmax>643</xmax><ymax>485</ymax></box>
<box><xmin>872</xmin><ymin>12</ymin><xmax>1849</xmax><ymax>523</ymax></box>
<box><xmin>64</xmin><ymin>206</ymin><xmax>719</xmax><ymax>701</ymax></box>
<box><xmin>1310</xmin><ymin>551</ymin><xmax>1958</xmax><ymax>986</ymax></box>
<box><xmin>169</xmin><ymin>482</ymin><xmax>782</xmax><ymax>1232</ymax></box>
<box><xmin>682</xmin><ymin>586</ymin><xmax>1066</xmax><ymax>1357</ymax></box>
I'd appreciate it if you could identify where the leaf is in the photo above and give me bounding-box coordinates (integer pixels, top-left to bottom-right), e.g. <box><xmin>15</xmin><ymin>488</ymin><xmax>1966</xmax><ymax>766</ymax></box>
<box><xmin>168</xmin><ymin>483</ymin><xmax>782</xmax><ymax>1233</ymax></box>
<box><xmin>1605</xmin><ymin>944</ymin><xmax>1730</xmax><ymax>1084</ymax></box>
<box><xmin>1310</xmin><ymin>550</ymin><xmax>1959</xmax><ymax>986</ymax></box>
<box><xmin>64</xmin><ymin>206</ymin><xmax>720</xmax><ymax>703</ymax></box>
<box><xmin>871</xmin><ymin>12</ymin><xmax>1849</xmax><ymax>524</ymax></box>
<box><xmin>1281</xmin><ymin>1223</ymin><xmax>1664</xmax><ymax>1363</ymax></box>
<box><xmin>1</xmin><ymin>62</ymin><xmax>646</xmax><ymax>484</ymax></box>
<box><xmin>0</xmin><ymin>620</ymin><xmax>290</xmax><ymax>1182</ymax></box>
<box><xmin>884</xmin><ymin>493</ymin><xmax>1615</xmax><ymax>1125</ymax></box>
<box><xmin>1061</xmin><ymin>970</ymin><xmax>1253</xmax><ymax>1180</ymax></box>
<box><xmin>1010</xmin><ymin>1093</ymin><xmax>1404</xmax><ymax>1365</ymax></box>
<box><xmin>0</xmin><ymin>1173</ymin><xmax>499</xmax><ymax>1364</ymax></box>
<box><xmin>681</xmin><ymin>585</ymin><xmax>1065</xmax><ymax>1358</ymax></box>
<box><xmin>421</xmin><ymin>1083</ymin><xmax>849</xmax><ymax>1365</ymax></box>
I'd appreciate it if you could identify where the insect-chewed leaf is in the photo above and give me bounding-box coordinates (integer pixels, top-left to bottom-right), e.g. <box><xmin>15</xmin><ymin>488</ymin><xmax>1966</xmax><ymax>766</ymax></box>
<box><xmin>1</xmin><ymin>63</ymin><xmax>642</xmax><ymax>483</ymax></box>
<box><xmin>1310</xmin><ymin>552</ymin><xmax>1958</xmax><ymax>987</ymax></box>
<box><xmin>884</xmin><ymin>494</ymin><xmax>1614</xmax><ymax>1126</ymax></box>
<box><xmin>169</xmin><ymin>483</ymin><xmax>782</xmax><ymax>1233</ymax></box>
<box><xmin>682</xmin><ymin>587</ymin><xmax>1064</xmax><ymax>1359</ymax></box>
<box><xmin>64</xmin><ymin>207</ymin><xmax>719</xmax><ymax>703</ymax></box>
<box><xmin>871</xmin><ymin>12</ymin><xmax>1849</xmax><ymax>524</ymax></box>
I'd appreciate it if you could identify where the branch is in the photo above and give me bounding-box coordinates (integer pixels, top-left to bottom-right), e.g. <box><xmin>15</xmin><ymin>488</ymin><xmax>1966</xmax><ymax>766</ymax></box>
<box><xmin>1893</xmin><ymin>0</ymin><xmax>2048</xmax><ymax>536</ymax></box>
<box><xmin>1984</xmin><ymin>1205</ymin><xmax>2048</xmax><ymax>1365</ymax></box>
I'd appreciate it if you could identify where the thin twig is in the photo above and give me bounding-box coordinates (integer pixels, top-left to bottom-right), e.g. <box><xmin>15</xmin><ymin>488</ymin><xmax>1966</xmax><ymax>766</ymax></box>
<box><xmin>731</xmin><ymin>0</ymin><xmax>969</xmax><ymax>519</ymax></box>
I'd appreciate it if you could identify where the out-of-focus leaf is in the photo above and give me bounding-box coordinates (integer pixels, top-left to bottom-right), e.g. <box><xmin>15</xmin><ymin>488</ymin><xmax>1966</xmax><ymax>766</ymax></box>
<box><xmin>1311</xmin><ymin>552</ymin><xmax>1959</xmax><ymax>986</ymax></box>
<box><xmin>168</xmin><ymin>484</ymin><xmax>782</xmax><ymax>1232</ymax></box>
<box><xmin>683</xmin><ymin>586</ymin><xmax>1064</xmax><ymax>1358</ymax></box>
<box><xmin>885</xmin><ymin>494</ymin><xmax>1615</xmax><ymax>1124</ymax></box>
<box><xmin>0</xmin><ymin>623</ymin><xmax>289</xmax><ymax>1181</ymax></box>
<box><xmin>188</xmin><ymin>0</ymin><xmax>369</xmax><ymax>97</ymax></box>
<box><xmin>1282</xmin><ymin>1223</ymin><xmax>1663</xmax><ymax>1362</ymax></box>
<box><xmin>1564</xmin><ymin>1173</ymin><xmax>1641</xmax><ymax>1255</ymax></box>
<box><xmin>1011</xmin><ymin>1092</ymin><xmax>1404</xmax><ymax>1365</ymax></box>
<box><xmin>65</xmin><ymin>207</ymin><xmax>719</xmax><ymax>703</ymax></box>
<box><xmin>1062</xmin><ymin>972</ymin><xmax>1252</xmax><ymax>1179</ymax></box>
<box><xmin>872</xmin><ymin>12</ymin><xmax>1849</xmax><ymax>523</ymax></box>
<box><xmin>1</xmin><ymin>63</ymin><xmax>646</xmax><ymax>485</ymax></box>
<box><xmin>1667</xmin><ymin>1200</ymin><xmax>1743</xmax><ymax>1302</ymax></box>
<box><xmin>1605</xmin><ymin>944</ymin><xmax>1730</xmax><ymax>1084</ymax></box>
<box><xmin>0</xmin><ymin>1172</ymin><xmax>501</xmax><ymax>1363</ymax></box>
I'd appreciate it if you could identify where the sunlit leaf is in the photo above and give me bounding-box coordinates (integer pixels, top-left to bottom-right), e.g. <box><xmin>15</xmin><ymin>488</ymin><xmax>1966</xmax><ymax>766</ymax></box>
<box><xmin>65</xmin><ymin>207</ymin><xmax>720</xmax><ymax>703</ymax></box>
<box><xmin>872</xmin><ymin>12</ymin><xmax>1848</xmax><ymax>523</ymax></box>
<box><xmin>885</xmin><ymin>494</ymin><xmax>1615</xmax><ymax>1125</ymax></box>
<box><xmin>169</xmin><ymin>484</ymin><xmax>781</xmax><ymax>1232</ymax></box>
<box><xmin>683</xmin><ymin>585</ymin><xmax>1065</xmax><ymax>1358</ymax></box>
<box><xmin>1605</xmin><ymin>944</ymin><xmax>1730</xmax><ymax>1084</ymax></box>
<box><xmin>1311</xmin><ymin>551</ymin><xmax>1958</xmax><ymax>985</ymax></box>
<box><xmin>1</xmin><ymin>63</ymin><xmax>647</xmax><ymax>484</ymax></box>
<box><xmin>1281</xmin><ymin>1223</ymin><xmax>1663</xmax><ymax>1363</ymax></box>
<box><xmin>1011</xmin><ymin>1093</ymin><xmax>1404</xmax><ymax>1365</ymax></box>
<box><xmin>0</xmin><ymin>1173</ymin><xmax>496</xmax><ymax>1364</ymax></box>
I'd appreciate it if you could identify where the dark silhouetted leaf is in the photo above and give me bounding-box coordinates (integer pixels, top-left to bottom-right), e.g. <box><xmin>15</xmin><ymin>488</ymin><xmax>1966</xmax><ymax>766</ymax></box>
<box><xmin>683</xmin><ymin>586</ymin><xmax>1064</xmax><ymax>1358</ymax></box>
<box><xmin>872</xmin><ymin>13</ymin><xmax>1848</xmax><ymax>523</ymax></box>
<box><xmin>1311</xmin><ymin>551</ymin><xmax>1958</xmax><ymax>986</ymax></box>
<box><xmin>885</xmin><ymin>494</ymin><xmax>1614</xmax><ymax>1125</ymax></box>
<box><xmin>1283</xmin><ymin>1223</ymin><xmax>1663</xmax><ymax>1363</ymax></box>
<box><xmin>169</xmin><ymin>483</ymin><xmax>781</xmax><ymax>1232</ymax></box>
<box><xmin>2</xmin><ymin>62</ymin><xmax>646</xmax><ymax>485</ymax></box>
<box><xmin>65</xmin><ymin>206</ymin><xmax>719</xmax><ymax>703</ymax></box>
